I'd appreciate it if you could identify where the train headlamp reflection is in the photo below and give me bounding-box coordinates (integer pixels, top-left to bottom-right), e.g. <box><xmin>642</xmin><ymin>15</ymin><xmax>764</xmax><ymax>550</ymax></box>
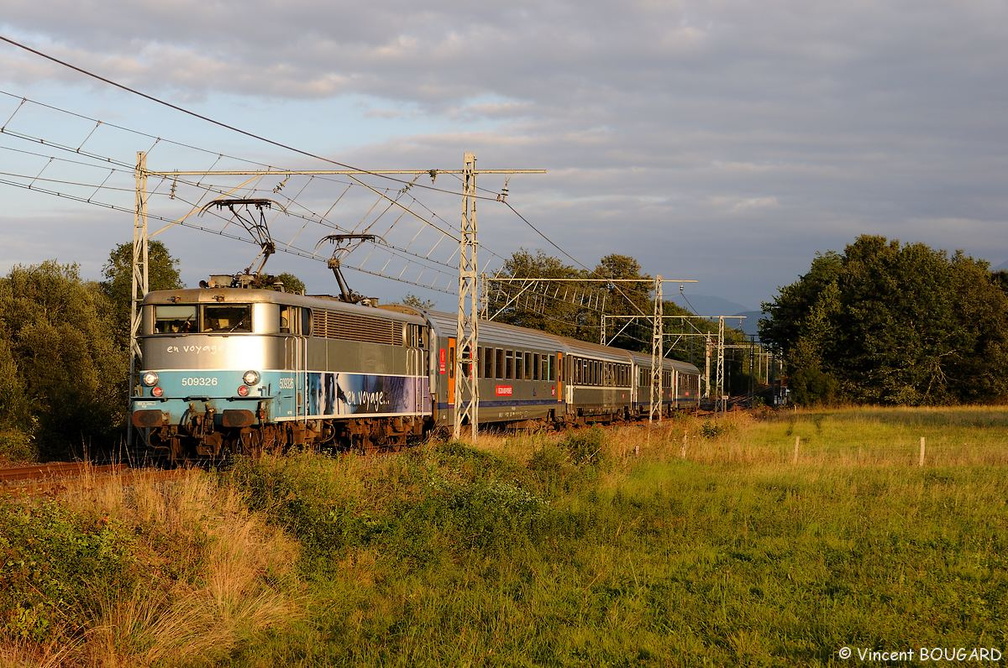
<box><xmin>242</xmin><ymin>370</ymin><xmax>260</xmax><ymax>386</ymax></box>
<box><xmin>142</xmin><ymin>372</ymin><xmax>159</xmax><ymax>387</ymax></box>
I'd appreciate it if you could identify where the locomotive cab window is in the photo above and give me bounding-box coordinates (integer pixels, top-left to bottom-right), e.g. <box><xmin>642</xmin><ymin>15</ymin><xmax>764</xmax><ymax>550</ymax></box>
<box><xmin>406</xmin><ymin>323</ymin><xmax>425</xmax><ymax>348</ymax></box>
<box><xmin>202</xmin><ymin>304</ymin><xmax>251</xmax><ymax>333</ymax></box>
<box><xmin>153</xmin><ymin>304</ymin><xmax>197</xmax><ymax>334</ymax></box>
<box><xmin>279</xmin><ymin>305</ymin><xmax>293</xmax><ymax>334</ymax></box>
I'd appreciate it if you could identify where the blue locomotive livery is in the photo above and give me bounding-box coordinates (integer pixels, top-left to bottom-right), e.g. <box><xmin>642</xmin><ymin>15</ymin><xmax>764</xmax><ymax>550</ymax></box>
<box><xmin>131</xmin><ymin>278</ymin><xmax>699</xmax><ymax>461</ymax></box>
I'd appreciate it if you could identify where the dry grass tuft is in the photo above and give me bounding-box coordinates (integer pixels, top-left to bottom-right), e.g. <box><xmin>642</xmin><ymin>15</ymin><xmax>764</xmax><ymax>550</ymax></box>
<box><xmin>9</xmin><ymin>466</ymin><xmax>303</xmax><ymax>667</ymax></box>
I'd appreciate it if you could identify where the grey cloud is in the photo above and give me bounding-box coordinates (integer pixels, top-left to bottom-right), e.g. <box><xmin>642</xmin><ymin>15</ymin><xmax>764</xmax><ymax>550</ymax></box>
<box><xmin>2</xmin><ymin>0</ymin><xmax>1008</xmax><ymax>310</ymax></box>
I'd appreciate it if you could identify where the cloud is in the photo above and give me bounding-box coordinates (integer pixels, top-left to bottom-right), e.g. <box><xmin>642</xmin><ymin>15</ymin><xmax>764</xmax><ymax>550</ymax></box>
<box><xmin>2</xmin><ymin>0</ymin><xmax>1008</xmax><ymax>311</ymax></box>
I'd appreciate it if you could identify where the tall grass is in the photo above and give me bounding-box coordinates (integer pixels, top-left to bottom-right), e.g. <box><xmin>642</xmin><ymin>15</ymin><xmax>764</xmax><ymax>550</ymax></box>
<box><xmin>227</xmin><ymin>411</ymin><xmax>1008</xmax><ymax>665</ymax></box>
<box><xmin>0</xmin><ymin>466</ymin><xmax>301</xmax><ymax>667</ymax></box>
<box><xmin>3</xmin><ymin>407</ymin><xmax>1007</xmax><ymax>665</ymax></box>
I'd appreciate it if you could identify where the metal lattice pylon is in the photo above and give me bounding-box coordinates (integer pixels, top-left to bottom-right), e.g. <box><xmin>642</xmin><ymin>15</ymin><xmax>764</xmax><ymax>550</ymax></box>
<box><xmin>649</xmin><ymin>275</ymin><xmax>663</xmax><ymax>423</ymax></box>
<box><xmin>454</xmin><ymin>152</ymin><xmax>479</xmax><ymax>439</ymax></box>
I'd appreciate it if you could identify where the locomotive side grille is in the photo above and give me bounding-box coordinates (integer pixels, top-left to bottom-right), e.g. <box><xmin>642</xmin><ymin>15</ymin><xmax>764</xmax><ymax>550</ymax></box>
<box><xmin>313</xmin><ymin>310</ymin><xmax>399</xmax><ymax>345</ymax></box>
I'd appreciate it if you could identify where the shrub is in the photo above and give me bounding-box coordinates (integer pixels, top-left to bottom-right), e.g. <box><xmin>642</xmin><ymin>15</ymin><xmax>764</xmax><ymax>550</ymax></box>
<box><xmin>0</xmin><ymin>500</ymin><xmax>140</xmax><ymax>642</ymax></box>
<box><xmin>700</xmin><ymin>420</ymin><xmax>723</xmax><ymax>439</ymax></box>
<box><xmin>0</xmin><ymin>428</ymin><xmax>35</xmax><ymax>463</ymax></box>
<box><xmin>561</xmin><ymin>427</ymin><xmax>608</xmax><ymax>466</ymax></box>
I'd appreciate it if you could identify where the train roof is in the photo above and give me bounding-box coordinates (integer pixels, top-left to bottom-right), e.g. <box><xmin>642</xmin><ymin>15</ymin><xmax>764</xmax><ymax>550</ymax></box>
<box><xmin>628</xmin><ymin>350</ymin><xmax>701</xmax><ymax>375</ymax></box>
<box><xmin>419</xmin><ymin>309</ymin><xmax>687</xmax><ymax>366</ymax></box>
<box><xmin>142</xmin><ymin>287</ymin><xmax>427</xmax><ymax>323</ymax></box>
<box><xmin>420</xmin><ymin>309</ymin><xmax>572</xmax><ymax>351</ymax></box>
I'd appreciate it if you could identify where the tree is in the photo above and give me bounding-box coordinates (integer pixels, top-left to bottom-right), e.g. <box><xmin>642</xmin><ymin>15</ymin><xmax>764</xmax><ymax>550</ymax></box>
<box><xmin>101</xmin><ymin>240</ymin><xmax>184</xmax><ymax>346</ymax></box>
<box><xmin>760</xmin><ymin>235</ymin><xmax>1008</xmax><ymax>405</ymax></box>
<box><xmin>0</xmin><ymin>328</ymin><xmax>34</xmax><ymax>461</ymax></box>
<box><xmin>401</xmin><ymin>293</ymin><xmax>436</xmax><ymax>311</ymax></box>
<box><xmin>593</xmin><ymin>254</ymin><xmax>653</xmax><ymax>351</ymax></box>
<box><xmin>0</xmin><ymin>261</ymin><xmax>129</xmax><ymax>459</ymax></box>
<box><xmin>486</xmin><ymin>249</ymin><xmax>588</xmax><ymax>339</ymax></box>
<box><xmin>274</xmin><ymin>272</ymin><xmax>306</xmax><ymax>295</ymax></box>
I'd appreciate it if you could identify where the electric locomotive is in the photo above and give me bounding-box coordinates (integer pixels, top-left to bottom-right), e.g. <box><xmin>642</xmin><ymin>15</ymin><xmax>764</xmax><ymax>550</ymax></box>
<box><xmin>131</xmin><ymin>276</ymin><xmax>430</xmax><ymax>460</ymax></box>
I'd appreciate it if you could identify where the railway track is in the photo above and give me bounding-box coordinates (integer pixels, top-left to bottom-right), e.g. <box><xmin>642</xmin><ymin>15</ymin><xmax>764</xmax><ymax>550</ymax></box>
<box><xmin>0</xmin><ymin>461</ymin><xmax>122</xmax><ymax>483</ymax></box>
<box><xmin>0</xmin><ymin>461</ymin><xmax>184</xmax><ymax>497</ymax></box>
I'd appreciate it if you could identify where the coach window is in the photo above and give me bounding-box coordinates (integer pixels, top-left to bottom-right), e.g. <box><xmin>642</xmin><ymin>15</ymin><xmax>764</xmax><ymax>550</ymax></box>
<box><xmin>505</xmin><ymin>350</ymin><xmax>514</xmax><ymax>379</ymax></box>
<box><xmin>481</xmin><ymin>346</ymin><xmax>493</xmax><ymax>378</ymax></box>
<box><xmin>153</xmin><ymin>304</ymin><xmax>197</xmax><ymax>334</ymax></box>
<box><xmin>495</xmin><ymin>348</ymin><xmax>505</xmax><ymax>379</ymax></box>
<box><xmin>515</xmin><ymin>351</ymin><xmax>524</xmax><ymax>381</ymax></box>
<box><xmin>533</xmin><ymin>354</ymin><xmax>541</xmax><ymax>381</ymax></box>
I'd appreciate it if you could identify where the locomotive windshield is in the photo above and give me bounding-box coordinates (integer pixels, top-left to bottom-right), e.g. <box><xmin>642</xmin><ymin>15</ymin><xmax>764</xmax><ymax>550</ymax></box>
<box><xmin>152</xmin><ymin>303</ymin><xmax>252</xmax><ymax>334</ymax></box>
<box><xmin>153</xmin><ymin>305</ymin><xmax>197</xmax><ymax>333</ymax></box>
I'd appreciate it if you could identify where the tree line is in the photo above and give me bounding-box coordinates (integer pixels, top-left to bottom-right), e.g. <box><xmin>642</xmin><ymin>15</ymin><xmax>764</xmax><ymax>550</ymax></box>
<box><xmin>485</xmin><ymin>250</ymin><xmax>753</xmax><ymax>389</ymax></box>
<box><xmin>0</xmin><ymin>241</ymin><xmax>320</xmax><ymax>462</ymax></box>
<box><xmin>0</xmin><ymin>242</ymin><xmax>184</xmax><ymax>461</ymax></box>
<box><xmin>759</xmin><ymin>235</ymin><xmax>1008</xmax><ymax>405</ymax></box>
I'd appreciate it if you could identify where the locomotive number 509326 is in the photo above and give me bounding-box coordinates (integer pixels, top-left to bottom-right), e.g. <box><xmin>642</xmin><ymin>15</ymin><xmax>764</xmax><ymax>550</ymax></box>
<box><xmin>181</xmin><ymin>377</ymin><xmax>218</xmax><ymax>387</ymax></box>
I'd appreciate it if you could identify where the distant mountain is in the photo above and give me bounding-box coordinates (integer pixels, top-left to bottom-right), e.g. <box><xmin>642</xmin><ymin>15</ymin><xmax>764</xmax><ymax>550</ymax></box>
<box><xmin>734</xmin><ymin>311</ymin><xmax>766</xmax><ymax>339</ymax></box>
<box><xmin>668</xmin><ymin>294</ymin><xmax>752</xmax><ymax>317</ymax></box>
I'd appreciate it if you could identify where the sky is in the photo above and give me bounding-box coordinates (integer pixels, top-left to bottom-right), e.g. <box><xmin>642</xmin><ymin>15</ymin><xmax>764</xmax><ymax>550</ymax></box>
<box><xmin>1</xmin><ymin>1</ymin><xmax>1007</xmax><ymax>315</ymax></box>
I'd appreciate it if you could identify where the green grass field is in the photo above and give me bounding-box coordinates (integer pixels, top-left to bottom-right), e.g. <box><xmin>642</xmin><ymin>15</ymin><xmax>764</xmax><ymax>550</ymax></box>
<box><xmin>2</xmin><ymin>407</ymin><xmax>1007</xmax><ymax>666</ymax></box>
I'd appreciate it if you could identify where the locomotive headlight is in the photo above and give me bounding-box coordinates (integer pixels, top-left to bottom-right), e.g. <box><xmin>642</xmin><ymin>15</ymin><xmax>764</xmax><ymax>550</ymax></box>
<box><xmin>151</xmin><ymin>386</ymin><xmax>164</xmax><ymax>398</ymax></box>
<box><xmin>142</xmin><ymin>371</ymin><xmax>159</xmax><ymax>387</ymax></box>
<box><xmin>242</xmin><ymin>370</ymin><xmax>260</xmax><ymax>386</ymax></box>
<box><xmin>237</xmin><ymin>385</ymin><xmax>250</xmax><ymax>397</ymax></box>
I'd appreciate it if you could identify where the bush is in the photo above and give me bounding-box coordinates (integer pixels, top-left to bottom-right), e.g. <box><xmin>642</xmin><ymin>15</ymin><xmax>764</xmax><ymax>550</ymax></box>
<box><xmin>700</xmin><ymin>420</ymin><xmax>724</xmax><ymax>439</ymax></box>
<box><xmin>0</xmin><ymin>500</ymin><xmax>140</xmax><ymax>641</ymax></box>
<box><xmin>561</xmin><ymin>427</ymin><xmax>607</xmax><ymax>466</ymax></box>
<box><xmin>0</xmin><ymin>428</ymin><xmax>35</xmax><ymax>463</ymax></box>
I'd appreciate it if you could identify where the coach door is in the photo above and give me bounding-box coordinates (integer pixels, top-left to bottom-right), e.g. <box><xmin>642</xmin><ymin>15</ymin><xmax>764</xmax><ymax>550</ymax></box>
<box><xmin>446</xmin><ymin>338</ymin><xmax>456</xmax><ymax>414</ymax></box>
<box><xmin>405</xmin><ymin>323</ymin><xmax>425</xmax><ymax>413</ymax></box>
<box><xmin>556</xmin><ymin>352</ymin><xmax>564</xmax><ymax>406</ymax></box>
